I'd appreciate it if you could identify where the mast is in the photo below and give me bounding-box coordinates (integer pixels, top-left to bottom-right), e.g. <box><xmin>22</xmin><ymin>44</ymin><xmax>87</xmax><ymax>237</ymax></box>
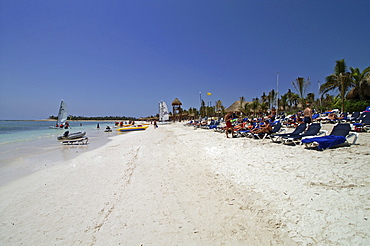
<box><xmin>276</xmin><ymin>72</ymin><xmax>279</xmax><ymax>115</ymax></box>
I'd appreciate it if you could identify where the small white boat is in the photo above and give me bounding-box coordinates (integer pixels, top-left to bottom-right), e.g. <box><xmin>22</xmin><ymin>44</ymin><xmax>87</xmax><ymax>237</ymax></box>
<box><xmin>57</xmin><ymin>131</ymin><xmax>86</xmax><ymax>140</ymax></box>
<box><xmin>104</xmin><ymin>126</ymin><xmax>112</xmax><ymax>132</ymax></box>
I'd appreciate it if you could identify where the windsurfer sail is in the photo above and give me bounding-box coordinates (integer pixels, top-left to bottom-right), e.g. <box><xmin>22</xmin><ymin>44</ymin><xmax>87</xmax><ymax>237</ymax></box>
<box><xmin>49</xmin><ymin>100</ymin><xmax>69</xmax><ymax>129</ymax></box>
<box><xmin>58</xmin><ymin>100</ymin><xmax>68</xmax><ymax>126</ymax></box>
<box><xmin>159</xmin><ymin>101</ymin><xmax>169</xmax><ymax>122</ymax></box>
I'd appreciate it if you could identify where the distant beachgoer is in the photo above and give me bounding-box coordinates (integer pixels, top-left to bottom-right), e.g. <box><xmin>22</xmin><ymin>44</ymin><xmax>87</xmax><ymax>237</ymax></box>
<box><xmin>97</xmin><ymin>123</ymin><xmax>100</xmax><ymax>130</ymax></box>
<box><xmin>303</xmin><ymin>104</ymin><xmax>312</xmax><ymax>123</ymax></box>
<box><xmin>154</xmin><ymin>120</ymin><xmax>158</xmax><ymax>128</ymax></box>
<box><xmin>224</xmin><ymin>112</ymin><xmax>234</xmax><ymax>138</ymax></box>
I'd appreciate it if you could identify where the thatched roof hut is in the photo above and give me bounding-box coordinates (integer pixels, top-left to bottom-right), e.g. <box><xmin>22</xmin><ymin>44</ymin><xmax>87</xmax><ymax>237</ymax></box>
<box><xmin>171</xmin><ymin>98</ymin><xmax>182</xmax><ymax>106</ymax></box>
<box><xmin>225</xmin><ymin>100</ymin><xmax>250</xmax><ymax>113</ymax></box>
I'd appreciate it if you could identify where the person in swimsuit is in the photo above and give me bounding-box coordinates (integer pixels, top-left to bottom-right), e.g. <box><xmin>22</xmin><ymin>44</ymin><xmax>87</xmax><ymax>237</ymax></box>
<box><xmin>303</xmin><ymin>103</ymin><xmax>312</xmax><ymax>124</ymax></box>
<box><xmin>224</xmin><ymin>113</ymin><xmax>234</xmax><ymax>138</ymax></box>
<box><xmin>251</xmin><ymin>120</ymin><xmax>272</xmax><ymax>134</ymax></box>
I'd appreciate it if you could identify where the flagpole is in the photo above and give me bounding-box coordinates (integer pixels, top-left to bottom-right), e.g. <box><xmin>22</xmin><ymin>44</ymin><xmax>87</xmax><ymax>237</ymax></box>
<box><xmin>318</xmin><ymin>81</ymin><xmax>321</xmax><ymax>109</ymax></box>
<box><xmin>199</xmin><ymin>92</ymin><xmax>202</xmax><ymax>118</ymax></box>
<box><xmin>276</xmin><ymin>72</ymin><xmax>279</xmax><ymax>115</ymax></box>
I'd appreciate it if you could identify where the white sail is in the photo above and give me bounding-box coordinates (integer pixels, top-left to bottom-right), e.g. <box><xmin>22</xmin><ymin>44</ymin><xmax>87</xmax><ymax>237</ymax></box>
<box><xmin>57</xmin><ymin>100</ymin><xmax>68</xmax><ymax>125</ymax></box>
<box><xmin>159</xmin><ymin>101</ymin><xmax>169</xmax><ymax>122</ymax></box>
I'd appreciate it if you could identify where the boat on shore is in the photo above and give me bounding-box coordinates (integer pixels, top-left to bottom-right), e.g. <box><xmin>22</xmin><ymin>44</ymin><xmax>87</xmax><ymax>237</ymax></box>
<box><xmin>117</xmin><ymin>125</ymin><xmax>149</xmax><ymax>132</ymax></box>
<box><xmin>57</xmin><ymin>131</ymin><xmax>86</xmax><ymax>140</ymax></box>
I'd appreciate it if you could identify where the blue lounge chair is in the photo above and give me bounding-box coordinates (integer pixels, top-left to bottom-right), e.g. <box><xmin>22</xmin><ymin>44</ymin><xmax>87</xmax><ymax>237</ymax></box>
<box><xmin>301</xmin><ymin>123</ymin><xmax>358</xmax><ymax>150</ymax></box>
<box><xmin>352</xmin><ymin>112</ymin><xmax>370</xmax><ymax>132</ymax></box>
<box><xmin>252</xmin><ymin>121</ymin><xmax>284</xmax><ymax>139</ymax></box>
<box><xmin>270</xmin><ymin>123</ymin><xmax>307</xmax><ymax>143</ymax></box>
<box><xmin>281</xmin><ymin>123</ymin><xmax>323</xmax><ymax>145</ymax></box>
<box><xmin>237</xmin><ymin>122</ymin><xmax>260</xmax><ymax>137</ymax></box>
<box><xmin>312</xmin><ymin>113</ymin><xmax>320</xmax><ymax>121</ymax></box>
<box><xmin>349</xmin><ymin>112</ymin><xmax>361</xmax><ymax>122</ymax></box>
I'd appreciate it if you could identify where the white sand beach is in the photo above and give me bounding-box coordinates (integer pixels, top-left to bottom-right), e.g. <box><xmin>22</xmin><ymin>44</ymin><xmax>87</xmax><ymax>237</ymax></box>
<box><xmin>0</xmin><ymin>123</ymin><xmax>369</xmax><ymax>245</ymax></box>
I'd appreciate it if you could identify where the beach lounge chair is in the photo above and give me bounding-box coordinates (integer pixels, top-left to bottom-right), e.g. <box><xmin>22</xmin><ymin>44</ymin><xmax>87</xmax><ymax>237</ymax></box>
<box><xmin>270</xmin><ymin>123</ymin><xmax>307</xmax><ymax>143</ymax></box>
<box><xmin>301</xmin><ymin>123</ymin><xmax>358</xmax><ymax>150</ymax></box>
<box><xmin>252</xmin><ymin>121</ymin><xmax>284</xmax><ymax>139</ymax></box>
<box><xmin>237</xmin><ymin>122</ymin><xmax>260</xmax><ymax>137</ymax></box>
<box><xmin>349</xmin><ymin>112</ymin><xmax>361</xmax><ymax>122</ymax></box>
<box><xmin>352</xmin><ymin>112</ymin><xmax>370</xmax><ymax>132</ymax></box>
<box><xmin>312</xmin><ymin>113</ymin><xmax>320</xmax><ymax>121</ymax></box>
<box><xmin>281</xmin><ymin>123</ymin><xmax>323</xmax><ymax>145</ymax></box>
<box><xmin>205</xmin><ymin>121</ymin><xmax>220</xmax><ymax>129</ymax></box>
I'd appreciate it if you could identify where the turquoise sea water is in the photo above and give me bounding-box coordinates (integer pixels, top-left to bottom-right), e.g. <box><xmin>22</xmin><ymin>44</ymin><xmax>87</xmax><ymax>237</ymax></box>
<box><xmin>0</xmin><ymin>120</ymin><xmax>121</xmax><ymax>185</ymax></box>
<box><xmin>0</xmin><ymin>120</ymin><xmax>97</xmax><ymax>144</ymax></box>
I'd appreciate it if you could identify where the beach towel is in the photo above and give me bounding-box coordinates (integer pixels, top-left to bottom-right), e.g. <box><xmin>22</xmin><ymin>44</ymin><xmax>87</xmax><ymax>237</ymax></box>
<box><xmin>301</xmin><ymin>135</ymin><xmax>346</xmax><ymax>149</ymax></box>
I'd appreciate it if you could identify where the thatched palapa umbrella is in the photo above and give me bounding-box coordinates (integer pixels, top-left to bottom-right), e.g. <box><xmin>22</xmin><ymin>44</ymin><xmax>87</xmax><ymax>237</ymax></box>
<box><xmin>225</xmin><ymin>100</ymin><xmax>250</xmax><ymax>113</ymax></box>
<box><xmin>171</xmin><ymin>98</ymin><xmax>182</xmax><ymax>122</ymax></box>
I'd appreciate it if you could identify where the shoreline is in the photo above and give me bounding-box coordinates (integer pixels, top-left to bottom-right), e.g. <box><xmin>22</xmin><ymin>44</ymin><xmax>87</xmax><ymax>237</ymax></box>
<box><xmin>0</xmin><ymin>125</ymin><xmax>121</xmax><ymax>186</ymax></box>
<box><xmin>0</xmin><ymin>123</ymin><xmax>369</xmax><ymax>244</ymax></box>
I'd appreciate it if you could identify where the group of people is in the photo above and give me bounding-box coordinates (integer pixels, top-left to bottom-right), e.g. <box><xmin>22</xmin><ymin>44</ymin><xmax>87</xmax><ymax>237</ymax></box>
<box><xmin>56</xmin><ymin>122</ymin><xmax>69</xmax><ymax>129</ymax></box>
<box><xmin>114</xmin><ymin>121</ymin><xmax>136</xmax><ymax>127</ymax></box>
<box><xmin>185</xmin><ymin>103</ymin><xmax>315</xmax><ymax>138</ymax></box>
<box><xmin>223</xmin><ymin>103</ymin><xmax>313</xmax><ymax>138</ymax></box>
<box><xmin>224</xmin><ymin>113</ymin><xmax>274</xmax><ymax>138</ymax></box>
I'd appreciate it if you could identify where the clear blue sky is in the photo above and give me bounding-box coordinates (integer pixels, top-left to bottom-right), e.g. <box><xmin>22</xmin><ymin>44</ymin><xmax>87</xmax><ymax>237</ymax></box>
<box><xmin>1</xmin><ymin>0</ymin><xmax>369</xmax><ymax>119</ymax></box>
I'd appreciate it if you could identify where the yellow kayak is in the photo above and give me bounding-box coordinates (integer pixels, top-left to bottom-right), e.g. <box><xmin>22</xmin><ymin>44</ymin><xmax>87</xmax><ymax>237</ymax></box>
<box><xmin>117</xmin><ymin>125</ymin><xmax>149</xmax><ymax>132</ymax></box>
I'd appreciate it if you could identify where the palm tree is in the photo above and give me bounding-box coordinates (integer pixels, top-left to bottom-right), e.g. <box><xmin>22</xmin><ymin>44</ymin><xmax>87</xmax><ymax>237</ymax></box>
<box><xmin>306</xmin><ymin>93</ymin><xmax>315</xmax><ymax>103</ymax></box>
<box><xmin>251</xmin><ymin>98</ymin><xmax>259</xmax><ymax>116</ymax></box>
<box><xmin>243</xmin><ymin>103</ymin><xmax>251</xmax><ymax>116</ymax></box>
<box><xmin>321</xmin><ymin>94</ymin><xmax>335</xmax><ymax>111</ymax></box>
<box><xmin>267</xmin><ymin>89</ymin><xmax>277</xmax><ymax>109</ymax></box>
<box><xmin>215</xmin><ymin>100</ymin><xmax>223</xmax><ymax>116</ymax></box>
<box><xmin>200</xmin><ymin>100</ymin><xmax>206</xmax><ymax>117</ymax></box>
<box><xmin>320</xmin><ymin>59</ymin><xmax>352</xmax><ymax>112</ymax></box>
<box><xmin>349</xmin><ymin>66</ymin><xmax>370</xmax><ymax>100</ymax></box>
<box><xmin>239</xmin><ymin>96</ymin><xmax>245</xmax><ymax>114</ymax></box>
<box><xmin>285</xmin><ymin>89</ymin><xmax>299</xmax><ymax>110</ymax></box>
<box><xmin>261</xmin><ymin>92</ymin><xmax>268</xmax><ymax>104</ymax></box>
<box><xmin>279</xmin><ymin>94</ymin><xmax>288</xmax><ymax>111</ymax></box>
<box><xmin>260</xmin><ymin>102</ymin><xmax>269</xmax><ymax>114</ymax></box>
<box><xmin>292</xmin><ymin>77</ymin><xmax>310</xmax><ymax>107</ymax></box>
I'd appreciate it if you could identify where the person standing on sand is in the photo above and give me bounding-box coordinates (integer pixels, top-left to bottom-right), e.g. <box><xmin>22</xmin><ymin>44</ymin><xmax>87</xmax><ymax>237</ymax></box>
<box><xmin>154</xmin><ymin>120</ymin><xmax>158</xmax><ymax>129</ymax></box>
<box><xmin>224</xmin><ymin>112</ymin><xmax>234</xmax><ymax>138</ymax></box>
<box><xmin>303</xmin><ymin>103</ymin><xmax>312</xmax><ymax>123</ymax></box>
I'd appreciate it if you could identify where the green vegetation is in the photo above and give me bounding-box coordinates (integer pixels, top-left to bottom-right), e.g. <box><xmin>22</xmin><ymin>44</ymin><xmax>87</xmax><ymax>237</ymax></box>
<box><xmin>189</xmin><ymin>58</ymin><xmax>370</xmax><ymax>118</ymax></box>
<box><xmin>49</xmin><ymin>115</ymin><xmax>138</xmax><ymax>121</ymax></box>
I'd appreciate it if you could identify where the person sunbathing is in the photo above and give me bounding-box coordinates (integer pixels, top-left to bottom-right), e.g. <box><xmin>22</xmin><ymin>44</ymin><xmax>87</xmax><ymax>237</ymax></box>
<box><xmin>250</xmin><ymin>120</ymin><xmax>272</xmax><ymax>134</ymax></box>
<box><xmin>234</xmin><ymin>122</ymin><xmax>247</xmax><ymax>131</ymax></box>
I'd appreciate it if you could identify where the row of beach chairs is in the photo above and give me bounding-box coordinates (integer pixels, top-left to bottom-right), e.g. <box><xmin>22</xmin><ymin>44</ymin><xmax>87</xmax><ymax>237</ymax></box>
<box><xmin>185</xmin><ymin>117</ymin><xmax>364</xmax><ymax>150</ymax></box>
<box><xmin>283</xmin><ymin>111</ymin><xmax>370</xmax><ymax>128</ymax></box>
